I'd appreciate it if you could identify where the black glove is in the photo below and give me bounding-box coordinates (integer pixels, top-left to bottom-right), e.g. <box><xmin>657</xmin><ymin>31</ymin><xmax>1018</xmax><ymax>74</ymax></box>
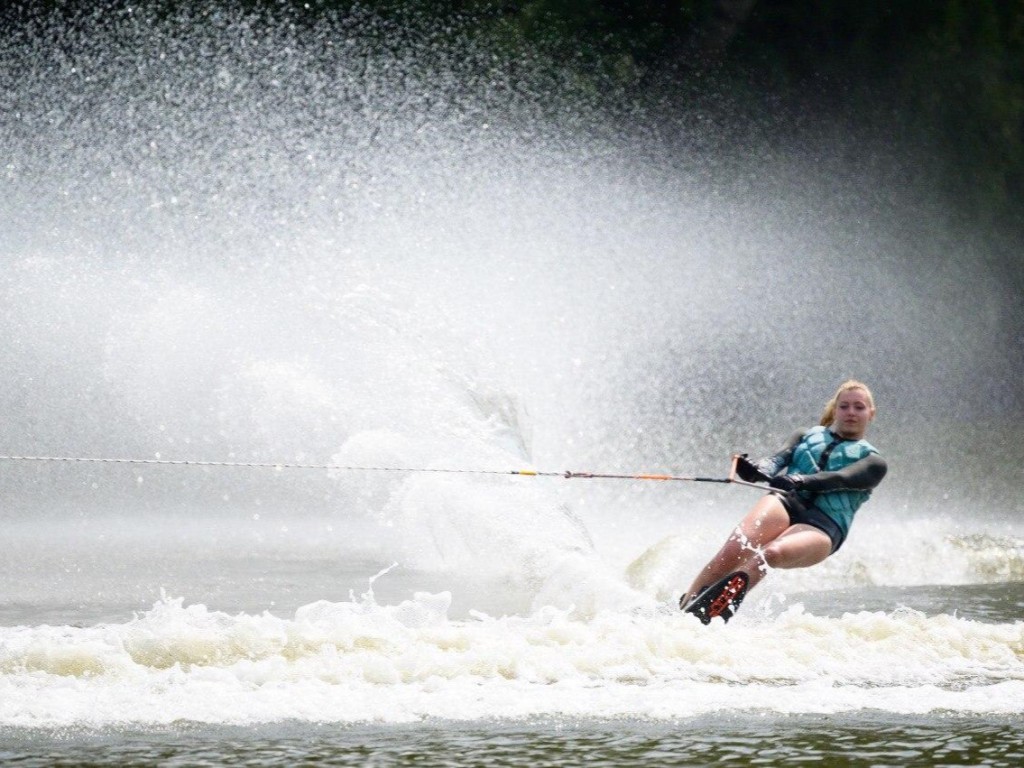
<box><xmin>735</xmin><ymin>454</ymin><xmax>769</xmax><ymax>483</ymax></box>
<box><xmin>768</xmin><ymin>474</ymin><xmax>805</xmax><ymax>492</ymax></box>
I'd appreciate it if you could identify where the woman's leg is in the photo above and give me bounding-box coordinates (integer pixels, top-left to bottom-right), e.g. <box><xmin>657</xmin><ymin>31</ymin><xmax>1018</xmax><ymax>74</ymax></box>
<box><xmin>682</xmin><ymin>495</ymin><xmax>791</xmax><ymax>602</ymax></box>
<box><xmin>760</xmin><ymin>525</ymin><xmax>833</xmax><ymax>572</ymax></box>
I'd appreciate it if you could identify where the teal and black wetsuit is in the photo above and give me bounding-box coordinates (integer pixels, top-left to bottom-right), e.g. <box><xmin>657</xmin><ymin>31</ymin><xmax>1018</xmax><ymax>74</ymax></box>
<box><xmin>755</xmin><ymin>425</ymin><xmax>887</xmax><ymax>551</ymax></box>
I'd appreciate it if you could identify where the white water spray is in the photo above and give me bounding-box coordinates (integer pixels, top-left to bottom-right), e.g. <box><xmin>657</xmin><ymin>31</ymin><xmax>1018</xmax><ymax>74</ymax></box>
<box><xmin>1</xmin><ymin>5</ymin><xmax>1021</xmax><ymax>623</ymax></box>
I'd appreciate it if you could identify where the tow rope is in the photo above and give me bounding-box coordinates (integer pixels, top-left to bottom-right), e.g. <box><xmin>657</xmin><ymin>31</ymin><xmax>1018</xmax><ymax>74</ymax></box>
<box><xmin>0</xmin><ymin>453</ymin><xmax>766</xmax><ymax>487</ymax></box>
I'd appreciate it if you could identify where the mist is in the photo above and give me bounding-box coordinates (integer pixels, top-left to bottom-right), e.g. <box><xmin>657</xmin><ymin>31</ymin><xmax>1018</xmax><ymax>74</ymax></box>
<box><xmin>1</xmin><ymin>5</ymin><xmax>1020</xmax><ymax>618</ymax></box>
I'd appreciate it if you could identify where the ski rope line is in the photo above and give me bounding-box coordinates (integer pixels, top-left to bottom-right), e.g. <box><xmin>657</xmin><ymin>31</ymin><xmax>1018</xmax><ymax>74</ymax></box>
<box><xmin>0</xmin><ymin>454</ymin><xmax>737</xmax><ymax>484</ymax></box>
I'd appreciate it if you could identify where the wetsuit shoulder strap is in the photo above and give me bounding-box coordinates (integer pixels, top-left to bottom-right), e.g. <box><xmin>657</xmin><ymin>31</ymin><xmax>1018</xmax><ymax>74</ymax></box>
<box><xmin>815</xmin><ymin>430</ymin><xmax>849</xmax><ymax>472</ymax></box>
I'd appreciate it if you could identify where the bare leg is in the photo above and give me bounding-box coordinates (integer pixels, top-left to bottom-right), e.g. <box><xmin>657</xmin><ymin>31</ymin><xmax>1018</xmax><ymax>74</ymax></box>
<box><xmin>681</xmin><ymin>496</ymin><xmax>833</xmax><ymax>603</ymax></box>
<box><xmin>682</xmin><ymin>495</ymin><xmax>790</xmax><ymax>602</ymax></box>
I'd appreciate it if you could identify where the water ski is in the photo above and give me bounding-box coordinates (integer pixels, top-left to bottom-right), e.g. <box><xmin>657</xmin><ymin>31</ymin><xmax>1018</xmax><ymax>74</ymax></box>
<box><xmin>679</xmin><ymin>571</ymin><xmax>749</xmax><ymax>625</ymax></box>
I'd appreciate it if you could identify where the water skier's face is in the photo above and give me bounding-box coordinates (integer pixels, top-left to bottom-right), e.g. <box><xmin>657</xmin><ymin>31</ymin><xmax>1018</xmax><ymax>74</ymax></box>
<box><xmin>834</xmin><ymin>389</ymin><xmax>874</xmax><ymax>439</ymax></box>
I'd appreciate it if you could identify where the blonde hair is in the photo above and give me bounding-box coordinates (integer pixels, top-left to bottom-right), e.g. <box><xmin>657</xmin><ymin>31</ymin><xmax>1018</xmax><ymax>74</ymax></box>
<box><xmin>820</xmin><ymin>379</ymin><xmax>875</xmax><ymax>427</ymax></box>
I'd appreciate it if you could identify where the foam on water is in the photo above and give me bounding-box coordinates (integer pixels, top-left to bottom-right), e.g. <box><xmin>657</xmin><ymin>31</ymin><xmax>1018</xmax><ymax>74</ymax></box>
<box><xmin>0</xmin><ymin>590</ymin><xmax>1021</xmax><ymax>728</ymax></box>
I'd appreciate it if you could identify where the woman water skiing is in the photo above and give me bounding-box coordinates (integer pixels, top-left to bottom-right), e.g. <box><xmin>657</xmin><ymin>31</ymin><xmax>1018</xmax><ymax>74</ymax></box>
<box><xmin>680</xmin><ymin>379</ymin><xmax>888</xmax><ymax>624</ymax></box>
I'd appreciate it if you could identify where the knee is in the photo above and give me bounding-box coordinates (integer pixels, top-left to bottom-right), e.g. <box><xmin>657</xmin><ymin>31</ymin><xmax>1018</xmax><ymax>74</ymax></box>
<box><xmin>762</xmin><ymin>542</ymin><xmax>785</xmax><ymax>568</ymax></box>
<box><xmin>761</xmin><ymin>534</ymin><xmax>832</xmax><ymax>571</ymax></box>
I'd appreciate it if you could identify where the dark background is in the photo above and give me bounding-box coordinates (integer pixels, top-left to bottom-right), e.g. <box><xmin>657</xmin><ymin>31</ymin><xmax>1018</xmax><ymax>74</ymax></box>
<box><xmin>9</xmin><ymin>0</ymin><xmax>1017</xmax><ymax>227</ymax></box>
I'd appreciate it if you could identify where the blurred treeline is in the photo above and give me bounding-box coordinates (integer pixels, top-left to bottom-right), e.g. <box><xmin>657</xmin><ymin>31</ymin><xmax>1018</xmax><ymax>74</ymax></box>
<box><xmin>8</xmin><ymin>0</ymin><xmax>1022</xmax><ymax>229</ymax></box>
<box><xmin>379</xmin><ymin>0</ymin><xmax>1024</xmax><ymax>230</ymax></box>
<box><xmin>279</xmin><ymin>0</ymin><xmax>1021</xmax><ymax>230</ymax></box>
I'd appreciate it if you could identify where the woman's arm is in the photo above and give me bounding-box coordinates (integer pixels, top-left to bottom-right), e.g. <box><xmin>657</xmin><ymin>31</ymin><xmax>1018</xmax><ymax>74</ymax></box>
<box><xmin>798</xmin><ymin>454</ymin><xmax>888</xmax><ymax>492</ymax></box>
<box><xmin>754</xmin><ymin>430</ymin><xmax>805</xmax><ymax>477</ymax></box>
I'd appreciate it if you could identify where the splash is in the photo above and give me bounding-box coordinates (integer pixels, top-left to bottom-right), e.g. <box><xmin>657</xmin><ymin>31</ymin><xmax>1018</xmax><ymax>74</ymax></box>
<box><xmin>0</xmin><ymin>592</ymin><xmax>1022</xmax><ymax>727</ymax></box>
<box><xmin>1</xmin><ymin>3</ymin><xmax>1021</xmax><ymax>623</ymax></box>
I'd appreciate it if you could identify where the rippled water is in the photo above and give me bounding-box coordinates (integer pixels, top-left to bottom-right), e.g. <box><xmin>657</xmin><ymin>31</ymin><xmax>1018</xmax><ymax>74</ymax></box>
<box><xmin>3</xmin><ymin>713</ymin><xmax>1023</xmax><ymax>766</ymax></box>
